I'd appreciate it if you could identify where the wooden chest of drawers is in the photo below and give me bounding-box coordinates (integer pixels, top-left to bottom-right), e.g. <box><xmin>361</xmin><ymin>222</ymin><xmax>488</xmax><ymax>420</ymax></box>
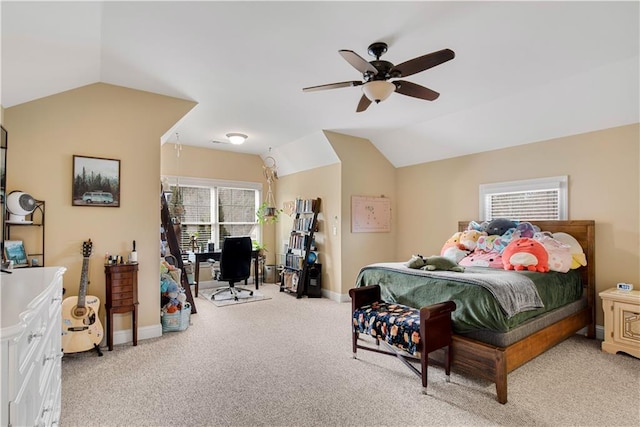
<box><xmin>104</xmin><ymin>263</ymin><xmax>139</xmax><ymax>351</ymax></box>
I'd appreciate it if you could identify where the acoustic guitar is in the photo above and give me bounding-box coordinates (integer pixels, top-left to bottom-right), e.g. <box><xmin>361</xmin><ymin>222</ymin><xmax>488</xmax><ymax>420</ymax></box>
<box><xmin>61</xmin><ymin>239</ymin><xmax>104</xmax><ymax>355</ymax></box>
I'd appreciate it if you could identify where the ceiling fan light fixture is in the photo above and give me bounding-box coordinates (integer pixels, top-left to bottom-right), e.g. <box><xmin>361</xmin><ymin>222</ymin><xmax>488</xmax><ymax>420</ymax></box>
<box><xmin>226</xmin><ymin>133</ymin><xmax>248</xmax><ymax>145</ymax></box>
<box><xmin>362</xmin><ymin>81</ymin><xmax>395</xmax><ymax>103</ymax></box>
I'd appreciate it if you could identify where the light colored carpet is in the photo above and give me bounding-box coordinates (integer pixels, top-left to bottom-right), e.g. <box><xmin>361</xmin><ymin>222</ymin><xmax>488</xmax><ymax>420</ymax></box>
<box><xmin>61</xmin><ymin>283</ymin><xmax>640</xmax><ymax>426</ymax></box>
<box><xmin>199</xmin><ymin>286</ymin><xmax>271</xmax><ymax>307</ymax></box>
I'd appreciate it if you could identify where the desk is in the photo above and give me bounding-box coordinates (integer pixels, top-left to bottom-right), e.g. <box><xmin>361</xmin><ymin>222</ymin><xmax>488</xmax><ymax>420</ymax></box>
<box><xmin>193</xmin><ymin>250</ymin><xmax>260</xmax><ymax>297</ymax></box>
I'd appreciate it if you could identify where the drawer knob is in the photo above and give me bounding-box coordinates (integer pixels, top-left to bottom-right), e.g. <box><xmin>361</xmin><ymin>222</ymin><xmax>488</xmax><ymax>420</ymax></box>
<box><xmin>28</xmin><ymin>326</ymin><xmax>46</xmax><ymax>343</ymax></box>
<box><xmin>43</xmin><ymin>353</ymin><xmax>56</xmax><ymax>365</ymax></box>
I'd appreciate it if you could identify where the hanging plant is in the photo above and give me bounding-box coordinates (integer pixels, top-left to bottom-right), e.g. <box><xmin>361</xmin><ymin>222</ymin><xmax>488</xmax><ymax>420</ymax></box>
<box><xmin>169</xmin><ymin>186</ymin><xmax>185</xmax><ymax>221</ymax></box>
<box><xmin>256</xmin><ymin>201</ymin><xmax>282</xmax><ymax>224</ymax></box>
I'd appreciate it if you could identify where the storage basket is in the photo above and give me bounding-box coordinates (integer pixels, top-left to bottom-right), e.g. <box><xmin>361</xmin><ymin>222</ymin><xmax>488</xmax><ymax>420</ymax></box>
<box><xmin>161</xmin><ymin>303</ymin><xmax>191</xmax><ymax>333</ymax></box>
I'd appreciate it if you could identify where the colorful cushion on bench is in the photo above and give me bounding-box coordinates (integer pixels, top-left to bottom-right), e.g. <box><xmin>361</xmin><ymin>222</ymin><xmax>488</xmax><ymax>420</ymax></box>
<box><xmin>353</xmin><ymin>301</ymin><xmax>421</xmax><ymax>355</ymax></box>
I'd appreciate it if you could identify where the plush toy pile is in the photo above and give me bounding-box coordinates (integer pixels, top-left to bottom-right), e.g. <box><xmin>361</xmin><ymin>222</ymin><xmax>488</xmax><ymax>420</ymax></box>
<box><xmin>436</xmin><ymin>218</ymin><xmax>586</xmax><ymax>273</ymax></box>
<box><xmin>160</xmin><ymin>260</ymin><xmax>187</xmax><ymax>314</ymax></box>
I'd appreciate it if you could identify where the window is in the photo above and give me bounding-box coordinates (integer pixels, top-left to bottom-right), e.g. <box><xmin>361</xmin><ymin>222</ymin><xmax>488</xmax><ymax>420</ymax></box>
<box><xmin>479</xmin><ymin>176</ymin><xmax>568</xmax><ymax>221</ymax></box>
<box><xmin>164</xmin><ymin>176</ymin><xmax>261</xmax><ymax>252</ymax></box>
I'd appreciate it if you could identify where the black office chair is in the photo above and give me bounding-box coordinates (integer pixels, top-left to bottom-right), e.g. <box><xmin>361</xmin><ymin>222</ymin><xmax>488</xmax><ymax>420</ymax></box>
<box><xmin>211</xmin><ymin>236</ymin><xmax>254</xmax><ymax>301</ymax></box>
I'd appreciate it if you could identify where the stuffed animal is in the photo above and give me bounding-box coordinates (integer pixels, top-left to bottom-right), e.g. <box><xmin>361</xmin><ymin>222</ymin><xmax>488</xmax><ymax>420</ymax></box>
<box><xmin>405</xmin><ymin>254</ymin><xmax>426</xmax><ymax>269</ymax></box>
<box><xmin>422</xmin><ymin>256</ymin><xmax>465</xmax><ymax>272</ymax></box>
<box><xmin>458</xmin><ymin>229</ymin><xmax>486</xmax><ymax>251</ymax></box>
<box><xmin>486</xmin><ymin>218</ymin><xmax>517</xmax><ymax>236</ymax></box>
<box><xmin>459</xmin><ymin>250</ymin><xmax>503</xmax><ymax>268</ymax></box>
<box><xmin>552</xmin><ymin>232</ymin><xmax>587</xmax><ymax>269</ymax></box>
<box><xmin>502</xmin><ymin>237</ymin><xmax>549</xmax><ymax>272</ymax></box>
<box><xmin>441</xmin><ymin>246</ymin><xmax>469</xmax><ymax>263</ymax></box>
<box><xmin>493</xmin><ymin>228</ymin><xmax>517</xmax><ymax>253</ymax></box>
<box><xmin>440</xmin><ymin>232</ymin><xmax>469</xmax><ymax>263</ymax></box>
<box><xmin>476</xmin><ymin>234</ymin><xmax>499</xmax><ymax>252</ymax></box>
<box><xmin>440</xmin><ymin>232</ymin><xmax>462</xmax><ymax>253</ymax></box>
<box><xmin>467</xmin><ymin>221</ymin><xmax>489</xmax><ymax>232</ymax></box>
<box><xmin>536</xmin><ymin>235</ymin><xmax>572</xmax><ymax>272</ymax></box>
<box><xmin>513</xmin><ymin>221</ymin><xmax>538</xmax><ymax>239</ymax></box>
<box><xmin>161</xmin><ymin>275</ymin><xmax>184</xmax><ymax>312</ymax></box>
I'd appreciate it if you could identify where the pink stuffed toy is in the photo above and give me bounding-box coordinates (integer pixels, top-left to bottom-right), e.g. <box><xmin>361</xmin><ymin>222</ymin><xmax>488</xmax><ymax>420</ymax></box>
<box><xmin>502</xmin><ymin>237</ymin><xmax>549</xmax><ymax>272</ymax></box>
<box><xmin>459</xmin><ymin>250</ymin><xmax>503</xmax><ymax>268</ymax></box>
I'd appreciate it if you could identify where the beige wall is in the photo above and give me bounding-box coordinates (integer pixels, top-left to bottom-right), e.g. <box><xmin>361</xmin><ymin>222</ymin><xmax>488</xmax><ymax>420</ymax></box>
<box><xmin>276</xmin><ymin>163</ymin><xmax>341</xmax><ymax>296</ymax></box>
<box><xmin>396</xmin><ymin>124</ymin><xmax>640</xmax><ymax>325</ymax></box>
<box><xmin>324</xmin><ymin>131</ymin><xmax>397</xmax><ymax>297</ymax></box>
<box><xmin>4</xmin><ymin>83</ymin><xmax>196</xmax><ymax>338</ymax></box>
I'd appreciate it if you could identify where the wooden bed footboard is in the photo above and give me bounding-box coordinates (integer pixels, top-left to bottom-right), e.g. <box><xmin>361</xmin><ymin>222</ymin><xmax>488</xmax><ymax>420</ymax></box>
<box><xmin>442</xmin><ymin>305</ymin><xmax>592</xmax><ymax>404</ymax></box>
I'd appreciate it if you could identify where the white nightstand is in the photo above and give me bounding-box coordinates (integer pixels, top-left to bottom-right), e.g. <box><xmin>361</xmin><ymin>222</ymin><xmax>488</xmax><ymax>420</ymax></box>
<box><xmin>599</xmin><ymin>288</ymin><xmax>640</xmax><ymax>359</ymax></box>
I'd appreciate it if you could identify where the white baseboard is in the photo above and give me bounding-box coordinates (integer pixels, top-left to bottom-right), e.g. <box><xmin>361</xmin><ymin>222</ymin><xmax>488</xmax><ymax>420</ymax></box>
<box><xmin>111</xmin><ymin>324</ymin><xmax>162</xmax><ymax>346</ymax></box>
<box><xmin>323</xmin><ymin>289</ymin><xmax>351</xmax><ymax>303</ymax></box>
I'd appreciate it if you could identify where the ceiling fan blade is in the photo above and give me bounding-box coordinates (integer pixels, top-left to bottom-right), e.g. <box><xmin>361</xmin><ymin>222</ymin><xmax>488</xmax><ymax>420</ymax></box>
<box><xmin>339</xmin><ymin>50</ymin><xmax>378</xmax><ymax>75</ymax></box>
<box><xmin>392</xmin><ymin>48</ymin><xmax>455</xmax><ymax>78</ymax></box>
<box><xmin>356</xmin><ymin>94</ymin><xmax>372</xmax><ymax>113</ymax></box>
<box><xmin>303</xmin><ymin>81</ymin><xmax>362</xmax><ymax>92</ymax></box>
<box><xmin>393</xmin><ymin>80</ymin><xmax>440</xmax><ymax>101</ymax></box>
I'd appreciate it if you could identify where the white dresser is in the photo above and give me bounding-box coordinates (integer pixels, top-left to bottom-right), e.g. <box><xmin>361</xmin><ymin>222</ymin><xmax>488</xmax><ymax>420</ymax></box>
<box><xmin>1</xmin><ymin>267</ymin><xmax>66</xmax><ymax>427</ymax></box>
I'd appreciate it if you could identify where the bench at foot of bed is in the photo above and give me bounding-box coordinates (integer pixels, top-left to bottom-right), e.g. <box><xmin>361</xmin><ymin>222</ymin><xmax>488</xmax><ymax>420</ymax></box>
<box><xmin>349</xmin><ymin>285</ymin><xmax>456</xmax><ymax>394</ymax></box>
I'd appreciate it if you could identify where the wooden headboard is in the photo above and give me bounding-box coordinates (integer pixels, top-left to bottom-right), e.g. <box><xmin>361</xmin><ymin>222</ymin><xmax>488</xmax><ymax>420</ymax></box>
<box><xmin>458</xmin><ymin>220</ymin><xmax>596</xmax><ymax>335</ymax></box>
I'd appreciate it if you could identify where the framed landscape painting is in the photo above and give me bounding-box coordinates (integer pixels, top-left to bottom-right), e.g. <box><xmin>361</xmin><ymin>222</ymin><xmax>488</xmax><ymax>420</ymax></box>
<box><xmin>72</xmin><ymin>155</ymin><xmax>120</xmax><ymax>207</ymax></box>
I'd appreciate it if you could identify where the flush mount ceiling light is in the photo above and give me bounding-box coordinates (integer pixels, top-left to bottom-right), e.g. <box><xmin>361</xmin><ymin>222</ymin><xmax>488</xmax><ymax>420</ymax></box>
<box><xmin>226</xmin><ymin>133</ymin><xmax>248</xmax><ymax>145</ymax></box>
<box><xmin>362</xmin><ymin>80</ymin><xmax>396</xmax><ymax>103</ymax></box>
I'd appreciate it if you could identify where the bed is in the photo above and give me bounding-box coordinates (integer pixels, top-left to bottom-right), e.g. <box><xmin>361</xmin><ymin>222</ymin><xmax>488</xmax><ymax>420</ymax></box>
<box><xmin>353</xmin><ymin>220</ymin><xmax>596</xmax><ymax>404</ymax></box>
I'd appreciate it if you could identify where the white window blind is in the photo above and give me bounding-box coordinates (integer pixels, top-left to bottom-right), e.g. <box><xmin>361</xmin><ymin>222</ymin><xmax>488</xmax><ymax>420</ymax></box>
<box><xmin>479</xmin><ymin>176</ymin><xmax>568</xmax><ymax>221</ymax></box>
<box><xmin>163</xmin><ymin>176</ymin><xmax>262</xmax><ymax>251</ymax></box>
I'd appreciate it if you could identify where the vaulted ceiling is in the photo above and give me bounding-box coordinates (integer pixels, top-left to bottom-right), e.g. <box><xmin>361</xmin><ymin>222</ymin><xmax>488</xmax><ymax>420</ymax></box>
<box><xmin>2</xmin><ymin>1</ymin><xmax>638</xmax><ymax>171</ymax></box>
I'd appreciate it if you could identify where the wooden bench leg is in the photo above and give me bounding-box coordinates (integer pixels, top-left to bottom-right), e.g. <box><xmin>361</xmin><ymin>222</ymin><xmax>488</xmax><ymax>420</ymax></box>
<box><xmin>421</xmin><ymin>346</ymin><xmax>429</xmax><ymax>392</ymax></box>
<box><xmin>420</xmin><ymin>300</ymin><xmax>457</xmax><ymax>394</ymax></box>
<box><xmin>352</xmin><ymin>331</ymin><xmax>358</xmax><ymax>358</ymax></box>
<box><xmin>444</xmin><ymin>346</ymin><xmax>451</xmax><ymax>382</ymax></box>
<box><xmin>350</xmin><ymin>285</ymin><xmax>381</xmax><ymax>360</ymax></box>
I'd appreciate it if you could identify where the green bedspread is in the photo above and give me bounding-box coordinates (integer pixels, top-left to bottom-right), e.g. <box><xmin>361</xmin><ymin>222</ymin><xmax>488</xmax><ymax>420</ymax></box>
<box><xmin>354</xmin><ymin>263</ymin><xmax>583</xmax><ymax>333</ymax></box>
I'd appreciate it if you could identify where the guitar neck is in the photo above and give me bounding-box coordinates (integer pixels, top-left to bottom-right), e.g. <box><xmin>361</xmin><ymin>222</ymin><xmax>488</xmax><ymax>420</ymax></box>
<box><xmin>78</xmin><ymin>257</ymin><xmax>90</xmax><ymax>308</ymax></box>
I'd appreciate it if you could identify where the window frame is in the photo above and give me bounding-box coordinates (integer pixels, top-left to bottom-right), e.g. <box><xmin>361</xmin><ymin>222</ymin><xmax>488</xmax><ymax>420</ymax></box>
<box><xmin>162</xmin><ymin>175</ymin><xmax>263</xmax><ymax>251</ymax></box>
<box><xmin>479</xmin><ymin>175</ymin><xmax>568</xmax><ymax>221</ymax></box>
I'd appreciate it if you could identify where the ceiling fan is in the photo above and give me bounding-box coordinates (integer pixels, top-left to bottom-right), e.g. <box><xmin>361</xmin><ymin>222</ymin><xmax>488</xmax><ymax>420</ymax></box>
<box><xmin>303</xmin><ymin>42</ymin><xmax>454</xmax><ymax>112</ymax></box>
